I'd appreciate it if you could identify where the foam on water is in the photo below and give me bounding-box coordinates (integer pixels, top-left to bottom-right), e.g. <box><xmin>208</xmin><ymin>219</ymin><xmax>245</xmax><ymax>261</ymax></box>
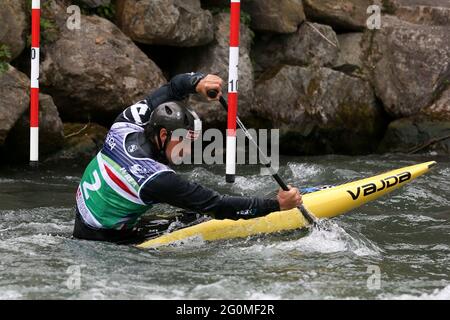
<box><xmin>287</xmin><ymin>163</ymin><xmax>324</xmax><ymax>181</ymax></box>
<box><xmin>62</xmin><ymin>176</ymin><xmax>80</xmax><ymax>181</ymax></box>
<box><xmin>238</xmin><ymin>221</ymin><xmax>381</xmax><ymax>257</ymax></box>
<box><xmin>285</xmin><ymin>222</ymin><xmax>381</xmax><ymax>256</ymax></box>
<box><xmin>430</xmin><ymin>244</ymin><xmax>450</xmax><ymax>251</ymax></box>
<box><xmin>1</xmin><ymin>222</ymin><xmax>69</xmax><ymax>233</ymax></box>
<box><xmin>0</xmin><ymin>234</ymin><xmax>62</xmax><ymax>254</ymax></box>
<box><xmin>230</xmin><ymin>175</ymin><xmax>276</xmax><ymax>195</ymax></box>
<box><xmin>401</xmin><ymin>214</ymin><xmax>446</xmax><ymax>223</ymax></box>
<box><xmin>397</xmin><ymin>185</ymin><xmax>450</xmax><ymax>207</ymax></box>
<box><xmin>187</xmin><ymin>167</ymin><xmax>216</xmax><ymax>180</ymax></box>
<box><xmin>383</xmin><ymin>284</ymin><xmax>450</xmax><ymax>300</ymax></box>
<box><xmin>332</xmin><ymin>168</ymin><xmax>363</xmax><ymax>181</ymax></box>
<box><xmin>0</xmin><ymin>290</ymin><xmax>23</xmax><ymax>299</ymax></box>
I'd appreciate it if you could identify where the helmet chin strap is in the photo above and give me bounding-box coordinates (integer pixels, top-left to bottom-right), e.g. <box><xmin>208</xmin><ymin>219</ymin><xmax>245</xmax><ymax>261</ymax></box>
<box><xmin>156</xmin><ymin>130</ymin><xmax>172</xmax><ymax>162</ymax></box>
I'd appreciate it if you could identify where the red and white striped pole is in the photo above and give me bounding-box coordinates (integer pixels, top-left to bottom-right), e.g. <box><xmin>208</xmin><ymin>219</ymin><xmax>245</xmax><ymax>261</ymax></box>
<box><xmin>30</xmin><ymin>0</ymin><xmax>40</xmax><ymax>165</ymax></box>
<box><xmin>226</xmin><ymin>0</ymin><xmax>240</xmax><ymax>183</ymax></box>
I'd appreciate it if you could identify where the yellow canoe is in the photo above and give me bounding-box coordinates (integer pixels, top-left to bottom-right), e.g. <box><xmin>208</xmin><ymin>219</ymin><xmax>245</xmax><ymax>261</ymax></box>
<box><xmin>137</xmin><ymin>161</ymin><xmax>436</xmax><ymax>249</ymax></box>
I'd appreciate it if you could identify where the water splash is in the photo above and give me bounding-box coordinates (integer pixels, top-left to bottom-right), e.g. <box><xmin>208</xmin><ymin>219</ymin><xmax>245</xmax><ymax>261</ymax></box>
<box><xmin>383</xmin><ymin>284</ymin><xmax>450</xmax><ymax>300</ymax></box>
<box><xmin>287</xmin><ymin>163</ymin><xmax>324</xmax><ymax>183</ymax></box>
<box><xmin>238</xmin><ymin>221</ymin><xmax>381</xmax><ymax>257</ymax></box>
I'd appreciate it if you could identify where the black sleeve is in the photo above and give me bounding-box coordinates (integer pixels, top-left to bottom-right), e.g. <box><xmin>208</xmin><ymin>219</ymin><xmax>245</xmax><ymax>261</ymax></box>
<box><xmin>114</xmin><ymin>72</ymin><xmax>205</xmax><ymax>125</ymax></box>
<box><xmin>140</xmin><ymin>172</ymin><xmax>280</xmax><ymax>220</ymax></box>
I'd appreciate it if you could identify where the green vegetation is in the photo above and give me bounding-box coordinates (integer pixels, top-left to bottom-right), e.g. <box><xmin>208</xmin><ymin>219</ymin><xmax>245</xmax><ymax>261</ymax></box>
<box><xmin>72</xmin><ymin>0</ymin><xmax>117</xmax><ymax>22</ymax></box>
<box><xmin>0</xmin><ymin>44</ymin><xmax>12</xmax><ymax>75</ymax></box>
<box><xmin>381</xmin><ymin>0</ymin><xmax>397</xmax><ymax>14</ymax></box>
<box><xmin>240</xmin><ymin>11</ymin><xmax>252</xmax><ymax>28</ymax></box>
<box><xmin>23</xmin><ymin>0</ymin><xmax>116</xmax><ymax>47</ymax></box>
<box><xmin>209</xmin><ymin>7</ymin><xmax>255</xmax><ymax>45</ymax></box>
<box><xmin>208</xmin><ymin>6</ymin><xmax>228</xmax><ymax>16</ymax></box>
<box><xmin>40</xmin><ymin>17</ymin><xmax>60</xmax><ymax>43</ymax></box>
<box><xmin>209</xmin><ymin>7</ymin><xmax>252</xmax><ymax>28</ymax></box>
<box><xmin>25</xmin><ymin>0</ymin><xmax>60</xmax><ymax>44</ymax></box>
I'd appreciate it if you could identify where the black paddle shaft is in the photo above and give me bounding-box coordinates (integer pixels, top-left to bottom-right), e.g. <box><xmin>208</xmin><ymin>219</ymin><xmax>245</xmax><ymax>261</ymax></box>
<box><xmin>206</xmin><ymin>90</ymin><xmax>318</xmax><ymax>226</ymax></box>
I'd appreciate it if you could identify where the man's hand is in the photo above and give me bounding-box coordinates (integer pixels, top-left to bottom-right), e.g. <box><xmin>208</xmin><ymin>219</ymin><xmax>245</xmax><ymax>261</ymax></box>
<box><xmin>196</xmin><ymin>74</ymin><xmax>224</xmax><ymax>101</ymax></box>
<box><xmin>277</xmin><ymin>186</ymin><xmax>303</xmax><ymax>211</ymax></box>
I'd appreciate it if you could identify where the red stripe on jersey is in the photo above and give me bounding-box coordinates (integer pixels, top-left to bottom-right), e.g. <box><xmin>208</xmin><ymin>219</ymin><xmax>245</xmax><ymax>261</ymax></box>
<box><xmin>104</xmin><ymin>164</ymin><xmax>137</xmax><ymax>199</ymax></box>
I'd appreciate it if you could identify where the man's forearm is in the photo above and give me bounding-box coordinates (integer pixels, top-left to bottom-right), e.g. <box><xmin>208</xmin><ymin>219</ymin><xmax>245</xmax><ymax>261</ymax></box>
<box><xmin>145</xmin><ymin>72</ymin><xmax>205</xmax><ymax>109</ymax></box>
<box><xmin>140</xmin><ymin>172</ymin><xmax>281</xmax><ymax>220</ymax></box>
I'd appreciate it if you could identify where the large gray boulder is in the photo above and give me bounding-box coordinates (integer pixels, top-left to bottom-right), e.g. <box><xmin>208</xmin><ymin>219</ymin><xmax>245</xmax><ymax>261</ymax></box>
<box><xmin>116</xmin><ymin>0</ymin><xmax>214</xmax><ymax>47</ymax></box>
<box><xmin>378</xmin><ymin>118</ymin><xmax>450</xmax><ymax>154</ymax></box>
<box><xmin>0</xmin><ymin>65</ymin><xmax>29</xmax><ymax>146</ymax></box>
<box><xmin>379</xmin><ymin>80</ymin><xmax>450</xmax><ymax>155</ymax></box>
<box><xmin>336</xmin><ymin>33</ymin><xmax>363</xmax><ymax>68</ymax></box>
<box><xmin>302</xmin><ymin>0</ymin><xmax>373</xmax><ymax>31</ymax></box>
<box><xmin>5</xmin><ymin>93</ymin><xmax>65</xmax><ymax>160</ymax></box>
<box><xmin>254</xmin><ymin>65</ymin><xmax>386</xmax><ymax>154</ymax></box>
<box><xmin>0</xmin><ymin>0</ymin><xmax>28</xmax><ymax>61</ymax></box>
<box><xmin>391</xmin><ymin>0</ymin><xmax>450</xmax><ymax>26</ymax></box>
<box><xmin>45</xmin><ymin>123</ymin><xmax>108</xmax><ymax>164</ymax></box>
<box><xmin>362</xmin><ymin>16</ymin><xmax>450</xmax><ymax>118</ymax></box>
<box><xmin>241</xmin><ymin>0</ymin><xmax>305</xmax><ymax>34</ymax></box>
<box><xmin>173</xmin><ymin>13</ymin><xmax>254</xmax><ymax>127</ymax></box>
<box><xmin>80</xmin><ymin>0</ymin><xmax>111</xmax><ymax>7</ymax></box>
<box><xmin>252</xmin><ymin>22</ymin><xmax>339</xmax><ymax>78</ymax></box>
<box><xmin>422</xmin><ymin>87</ymin><xmax>450</xmax><ymax>120</ymax></box>
<box><xmin>40</xmin><ymin>8</ymin><xmax>166</xmax><ymax>122</ymax></box>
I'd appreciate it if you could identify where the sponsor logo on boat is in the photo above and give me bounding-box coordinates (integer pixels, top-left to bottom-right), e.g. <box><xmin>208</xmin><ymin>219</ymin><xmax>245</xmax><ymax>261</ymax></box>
<box><xmin>347</xmin><ymin>171</ymin><xmax>412</xmax><ymax>200</ymax></box>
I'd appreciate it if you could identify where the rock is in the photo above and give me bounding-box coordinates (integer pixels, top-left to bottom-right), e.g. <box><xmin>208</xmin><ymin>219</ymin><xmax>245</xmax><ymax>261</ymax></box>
<box><xmin>253</xmin><ymin>22</ymin><xmax>339</xmax><ymax>78</ymax></box>
<box><xmin>391</xmin><ymin>0</ymin><xmax>450</xmax><ymax>26</ymax></box>
<box><xmin>45</xmin><ymin>123</ymin><xmax>108</xmax><ymax>163</ymax></box>
<box><xmin>4</xmin><ymin>94</ymin><xmax>65</xmax><ymax>161</ymax></box>
<box><xmin>0</xmin><ymin>0</ymin><xmax>28</xmax><ymax>61</ymax></box>
<box><xmin>393</xmin><ymin>0</ymin><xmax>450</xmax><ymax>7</ymax></box>
<box><xmin>241</xmin><ymin>0</ymin><xmax>305</xmax><ymax>34</ymax></box>
<box><xmin>303</xmin><ymin>0</ymin><xmax>373</xmax><ymax>31</ymax></box>
<box><xmin>0</xmin><ymin>65</ymin><xmax>29</xmax><ymax>146</ymax></box>
<box><xmin>173</xmin><ymin>13</ymin><xmax>254</xmax><ymax>127</ymax></box>
<box><xmin>422</xmin><ymin>87</ymin><xmax>450</xmax><ymax>120</ymax></box>
<box><xmin>200</xmin><ymin>0</ymin><xmax>228</xmax><ymax>7</ymax></box>
<box><xmin>378</xmin><ymin>117</ymin><xmax>450</xmax><ymax>154</ymax></box>
<box><xmin>79</xmin><ymin>0</ymin><xmax>111</xmax><ymax>8</ymax></box>
<box><xmin>254</xmin><ymin>65</ymin><xmax>386</xmax><ymax>154</ymax></box>
<box><xmin>362</xmin><ymin>16</ymin><xmax>450</xmax><ymax>118</ymax></box>
<box><xmin>379</xmin><ymin>73</ymin><xmax>450</xmax><ymax>154</ymax></box>
<box><xmin>40</xmin><ymin>8</ymin><xmax>166</xmax><ymax>123</ymax></box>
<box><xmin>336</xmin><ymin>33</ymin><xmax>363</xmax><ymax>68</ymax></box>
<box><xmin>116</xmin><ymin>0</ymin><xmax>214</xmax><ymax>47</ymax></box>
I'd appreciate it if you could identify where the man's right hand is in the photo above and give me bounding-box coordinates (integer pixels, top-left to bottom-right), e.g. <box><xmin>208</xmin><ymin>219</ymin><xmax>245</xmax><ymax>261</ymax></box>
<box><xmin>277</xmin><ymin>186</ymin><xmax>303</xmax><ymax>211</ymax></box>
<box><xmin>196</xmin><ymin>74</ymin><xmax>223</xmax><ymax>101</ymax></box>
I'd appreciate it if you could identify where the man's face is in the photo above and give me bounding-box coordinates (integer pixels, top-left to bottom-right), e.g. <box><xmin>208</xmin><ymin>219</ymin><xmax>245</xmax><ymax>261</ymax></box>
<box><xmin>159</xmin><ymin>129</ymin><xmax>192</xmax><ymax>165</ymax></box>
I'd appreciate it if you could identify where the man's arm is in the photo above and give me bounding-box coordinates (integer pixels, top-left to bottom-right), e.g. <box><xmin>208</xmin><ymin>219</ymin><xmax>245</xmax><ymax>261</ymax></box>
<box><xmin>139</xmin><ymin>172</ymin><xmax>281</xmax><ymax>220</ymax></box>
<box><xmin>114</xmin><ymin>72</ymin><xmax>205</xmax><ymax>125</ymax></box>
<box><xmin>145</xmin><ymin>72</ymin><xmax>206</xmax><ymax>108</ymax></box>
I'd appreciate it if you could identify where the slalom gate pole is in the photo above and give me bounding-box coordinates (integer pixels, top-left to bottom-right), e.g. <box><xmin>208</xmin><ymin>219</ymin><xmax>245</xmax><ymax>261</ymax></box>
<box><xmin>225</xmin><ymin>0</ymin><xmax>240</xmax><ymax>183</ymax></box>
<box><xmin>208</xmin><ymin>91</ymin><xmax>320</xmax><ymax>227</ymax></box>
<box><xmin>30</xmin><ymin>0</ymin><xmax>40</xmax><ymax>166</ymax></box>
